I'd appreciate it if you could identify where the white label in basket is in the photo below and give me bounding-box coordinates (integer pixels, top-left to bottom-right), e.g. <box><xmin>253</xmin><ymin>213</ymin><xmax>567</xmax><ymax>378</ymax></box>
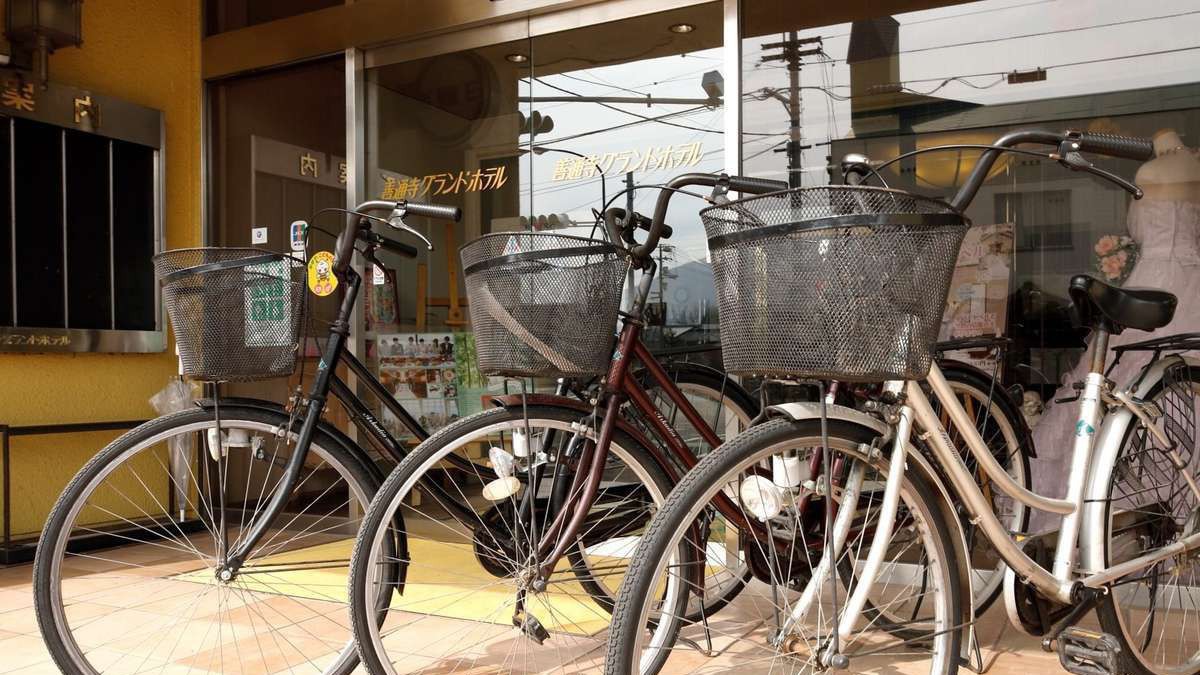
<box><xmin>245</xmin><ymin>260</ymin><xmax>292</xmax><ymax>347</ymax></box>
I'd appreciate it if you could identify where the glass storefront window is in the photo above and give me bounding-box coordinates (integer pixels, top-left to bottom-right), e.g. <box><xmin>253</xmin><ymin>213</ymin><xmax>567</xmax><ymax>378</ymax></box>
<box><xmin>739</xmin><ymin>0</ymin><xmax>1200</xmax><ymax>503</ymax></box>
<box><xmin>204</xmin><ymin>2</ymin><xmax>1200</xmax><ymax>420</ymax></box>
<box><xmin>741</xmin><ymin>0</ymin><xmax>1200</xmax><ymax>398</ymax></box>
<box><xmin>364</xmin><ymin>34</ymin><xmax>532</xmax><ymax>435</ymax></box>
<box><xmin>208</xmin><ymin>57</ymin><xmax>346</xmax><ymax>404</ymax></box>
<box><xmin>529</xmin><ymin>2</ymin><xmax>725</xmax><ymax>351</ymax></box>
<box><xmin>360</xmin><ymin>4</ymin><xmax>725</xmax><ymax>437</ymax></box>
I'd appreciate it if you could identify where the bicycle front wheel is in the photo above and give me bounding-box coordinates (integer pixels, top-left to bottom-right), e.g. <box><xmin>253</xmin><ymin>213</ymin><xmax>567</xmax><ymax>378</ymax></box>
<box><xmin>606</xmin><ymin>417</ymin><xmax>964</xmax><ymax>675</ymax></box>
<box><xmin>34</xmin><ymin>406</ymin><xmax>382</xmax><ymax>675</ymax></box>
<box><xmin>348</xmin><ymin>404</ymin><xmax>673</xmax><ymax>674</ymax></box>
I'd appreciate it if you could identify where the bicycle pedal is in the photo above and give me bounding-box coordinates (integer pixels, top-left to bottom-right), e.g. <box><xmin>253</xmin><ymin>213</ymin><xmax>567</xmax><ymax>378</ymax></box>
<box><xmin>1057</xmin><ymin>628</ymin><xmax>1123</xmax><ymax>675</ymax></box>
<box><xmin>514</xmin><ymin>612</ymin><xmax>550</xmax><ymax>645</ymax></box>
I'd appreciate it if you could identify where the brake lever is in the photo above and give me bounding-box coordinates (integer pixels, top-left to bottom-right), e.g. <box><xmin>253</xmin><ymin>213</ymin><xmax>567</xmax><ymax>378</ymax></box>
<box><xmin>1056</xmin><ymin>146</ymin><xmax>1144</xmax><ymax>199</ymax></box>
<box><xmin>1083</xmin><ymin>163</ymin><xmax>1144</xmax><ymax>199</ymax></box>
<box><xmin>387</xmin><ymin>210</ymin><xmax>435</xmax><ymax>250</ymax></box>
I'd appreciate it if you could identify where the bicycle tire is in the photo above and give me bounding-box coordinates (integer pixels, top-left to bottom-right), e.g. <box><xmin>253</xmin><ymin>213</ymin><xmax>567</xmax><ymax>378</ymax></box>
<box><xmin>1097</xmin><ymin>362</ymin><xmax>1200</xmax><ymax>675</ymax></box>
<box><xmin>348</xmin><ymin>404</ymin><xmax>674</xmax><ymax>674</ymax></box>
<box><xmin>605</xmin><ymin>417</ymin><xmax>964</xmax><ymax>675</ymax></box>
<box><xmin>34</xmin><ymin>405</ymin><xmax>384</xmax><ymax>675</ymax></box>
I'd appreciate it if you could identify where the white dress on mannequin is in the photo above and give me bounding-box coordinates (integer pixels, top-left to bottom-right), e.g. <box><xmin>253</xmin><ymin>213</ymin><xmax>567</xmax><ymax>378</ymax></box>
<box><xmin>1029</xmin><ymin>130</ymin><xmax>1200</xmax><ymax>530</ymax></box>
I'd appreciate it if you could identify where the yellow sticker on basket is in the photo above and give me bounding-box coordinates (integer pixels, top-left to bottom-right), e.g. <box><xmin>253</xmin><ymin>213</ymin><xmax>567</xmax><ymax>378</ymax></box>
<box><xmin>307</xmin><ymin>251</ymin><xmax>338</xmax><ymax>297</ymax></box>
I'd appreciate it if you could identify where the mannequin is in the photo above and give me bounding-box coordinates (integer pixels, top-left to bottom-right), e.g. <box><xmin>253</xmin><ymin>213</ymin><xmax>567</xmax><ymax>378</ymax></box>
<box><xmin>1137</xmin><ymin>129</ymin><xmax>1200</xmax><ymax>201</ymax></box>
<box><xmin>1029</xmin><ymin>128</ymin><xmax>1200</xmax><ymax>530</ymax></box>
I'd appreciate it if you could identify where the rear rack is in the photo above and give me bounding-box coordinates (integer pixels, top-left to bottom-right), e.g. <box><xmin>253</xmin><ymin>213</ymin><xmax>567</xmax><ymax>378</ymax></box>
<box><xmin>935</xmin><ymin>334</ymin><xmax>1012</xmax><ymax>354</ymax></box>
<box><xmin>1108</xmin><ymin>332</ymin><xmax>1200</xmax><ymax>377</ymax></box>
<box><xmin>1111</xmin><ymin>332</ymin><xmax>1200</xmax><ymax>356</ymax></box>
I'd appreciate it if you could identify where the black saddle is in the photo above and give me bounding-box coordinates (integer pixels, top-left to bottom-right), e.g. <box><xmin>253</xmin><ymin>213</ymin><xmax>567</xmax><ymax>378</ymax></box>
<box><xmin>1068</xmin><ymin>274</ymin><xmax>1177</xmax><ymax>334</ymax></box>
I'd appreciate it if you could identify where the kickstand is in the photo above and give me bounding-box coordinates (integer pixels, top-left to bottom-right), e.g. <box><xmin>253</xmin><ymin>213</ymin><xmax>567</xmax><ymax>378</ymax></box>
<box><xmin>676</xmin><ymin>633</ymin><xmax>714</xmax><ymax>657</ymax></box>
<box><xmin>675</xmin><ymin>588</ymin><xmax>715</xmax><ymax>657</ymax></box>
<box><xmin>963</xmin><ymin>618</ymin><xmax>1010</xmax><ymax>674</ymax></box>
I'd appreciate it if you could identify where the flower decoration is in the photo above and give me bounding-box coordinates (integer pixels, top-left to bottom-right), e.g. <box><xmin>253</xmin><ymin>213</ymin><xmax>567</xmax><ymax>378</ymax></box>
<box><xmin>1093</xmin><ymin>234</ymin><xmax>1139</xmax><ymax>285</ymax></box>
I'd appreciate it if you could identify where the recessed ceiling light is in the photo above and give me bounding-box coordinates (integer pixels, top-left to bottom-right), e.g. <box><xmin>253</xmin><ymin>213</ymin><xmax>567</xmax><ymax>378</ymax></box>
<box><xmin>505</xmin><ymin>53</ymin><xmax>529</xmax><ymax>63</ymax></box>
<box><xmin>668</xmin><ymin>23</ymin><xmax>695</xmax><ymax>34</ymax></box>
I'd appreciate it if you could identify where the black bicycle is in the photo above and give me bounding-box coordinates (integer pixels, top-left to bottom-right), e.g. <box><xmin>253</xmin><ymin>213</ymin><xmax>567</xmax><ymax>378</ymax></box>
<box><xmin>32</xmin><ymin>198</ymin><xmax>757</xmax><ymax>675</ymax></box>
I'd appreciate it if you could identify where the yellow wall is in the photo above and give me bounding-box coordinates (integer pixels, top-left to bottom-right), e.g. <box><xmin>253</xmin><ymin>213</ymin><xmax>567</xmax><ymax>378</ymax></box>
<box><xmin>0</xmin><ymin>1</ymin><xmax>202</xmax><ymax>537</ymax></box>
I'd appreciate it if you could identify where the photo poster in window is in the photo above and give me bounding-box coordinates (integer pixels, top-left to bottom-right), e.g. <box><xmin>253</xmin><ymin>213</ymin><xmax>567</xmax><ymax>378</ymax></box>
<box><xmin>938</xmin><ymin>223</ymin><xmax>1015</xmax><ymax>374</ymax></box>
<box><xmin>244</xmin><ymin>259</ymin><xmax>293</xmax><ymax>347</ymax></box>
<box><xmin>373</xmin><ymin>332</ymin><xmax>488</xmax><ymax>437</ymax></box>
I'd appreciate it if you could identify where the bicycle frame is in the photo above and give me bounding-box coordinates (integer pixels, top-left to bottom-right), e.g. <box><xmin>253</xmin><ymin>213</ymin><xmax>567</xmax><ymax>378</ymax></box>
<box><xmin>533</xmin><ymin>263</ymin><xmax>761</xmax><ymax>579</ymax></box>
<box><xmin>814</xmin><ymin>337</ymin><xmax>1200</xmax><ymax>650</ymax></box>
<box><xmin>219</xmin><ymin>264</ymin><xmax>486</xmax><ymax>572</ymax></box>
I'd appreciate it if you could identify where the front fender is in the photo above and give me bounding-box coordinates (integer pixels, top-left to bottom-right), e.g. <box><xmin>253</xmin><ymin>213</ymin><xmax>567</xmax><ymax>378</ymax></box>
<box><xmin>767</xmin><ymin>401</ymin><xmax>975</xmax><ymax>636</ymax></box>
<box><xmin>1080</xmin><ymin>354</ymin><xmax>1200</xmax><ymax>575</ymax></box>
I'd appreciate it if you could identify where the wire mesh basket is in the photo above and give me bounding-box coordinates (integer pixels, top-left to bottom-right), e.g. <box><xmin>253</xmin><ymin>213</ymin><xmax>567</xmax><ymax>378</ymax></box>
<box><xmin>462</xmin><ymin>232</ymin><xmax>630</xmax><ymax>378</ymax></box>
<box><xmin>155</xmin><ymin>248</ymin><xmax>306</xmax><ymax>382</ymax></box>
<box><xmin>701</xmin><ymin>186</ymin><xmax>969</xmax><ymax>381</ymax></box>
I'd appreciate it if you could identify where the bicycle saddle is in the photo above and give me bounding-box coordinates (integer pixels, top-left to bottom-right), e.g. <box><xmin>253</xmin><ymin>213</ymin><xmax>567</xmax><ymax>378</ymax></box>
<box><xmin>1068</xmin><ymin>274</ymin><xmax>1177</xmax><ymax>334</ymax></box>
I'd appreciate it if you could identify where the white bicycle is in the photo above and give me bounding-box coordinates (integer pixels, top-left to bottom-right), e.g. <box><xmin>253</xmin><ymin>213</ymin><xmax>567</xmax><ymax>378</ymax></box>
<box><xmin>605</xmin><ymin>128</ymin><xmax>1200</xmax><ymax>675</ymax></box>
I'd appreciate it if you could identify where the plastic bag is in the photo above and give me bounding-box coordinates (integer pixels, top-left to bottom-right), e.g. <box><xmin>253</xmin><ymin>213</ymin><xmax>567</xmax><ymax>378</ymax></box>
<box><xmin>151</xmin><ymin>378</ymin><xmax>197</xmax><ymax>521</ymax></box>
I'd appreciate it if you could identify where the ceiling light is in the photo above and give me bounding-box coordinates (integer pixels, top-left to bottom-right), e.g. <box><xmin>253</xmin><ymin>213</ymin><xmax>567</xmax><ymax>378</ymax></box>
<box><xmin>668</xmin><ymin>23</ymin><xmax>695</xmax><ymax>34</ymax></box>
<box><xmin>505</xmin><ymin>53</ymin><xmax>528</xmax><ymax>63</ymax></box>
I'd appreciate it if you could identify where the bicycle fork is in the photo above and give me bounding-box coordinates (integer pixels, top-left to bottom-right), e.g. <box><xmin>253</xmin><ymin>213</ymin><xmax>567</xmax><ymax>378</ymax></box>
<box><xmin>772</xmin><ymin>397</ymin><xmax>915</xmax><ymax>669</ymax></box>
<box><xmin>220</xmin><ymin>273</ymin><xmax>361</xmax><ymax>576</ymax></box>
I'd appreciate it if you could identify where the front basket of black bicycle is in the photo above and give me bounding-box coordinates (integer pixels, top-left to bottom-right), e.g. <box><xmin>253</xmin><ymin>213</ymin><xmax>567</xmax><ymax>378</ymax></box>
<box><xmin>461</xmin><ymin>232</ymin><xmax>630</xmax><ymax>378</ymax></box>
<box><xmin>155</xmin><ymin>248</ymin><xmax>306</xmax><ymax>382</ymax></box>
<box><xmin>701</xmin><ymin>186</ymin><xmax>969</xmax><ymax>381</ymax></box>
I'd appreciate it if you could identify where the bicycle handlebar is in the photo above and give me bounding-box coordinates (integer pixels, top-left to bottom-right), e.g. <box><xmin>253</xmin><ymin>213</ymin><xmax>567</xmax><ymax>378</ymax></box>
<box><xmin>363</xmin><ymin>230</ymin><xmax>419</xmax><ymax>259</ymax></box>
<box><xmin>1074</xmin><ymin>131</ymin><xmax>1155</xmax><ymax>162</ymax></box>
<box><xmin>949</xmin><ymin>128</ymin><xmax>1154</xmax><ymax>211</ymax></box>
<box><xmin>399</xmin><ymin>199</ymin><xmax>463</xmax><ymax>222</ymax></box>
<box><xmin>629</xmin><ymin>173</ymin><xmax>788</xmax><ymax>259</ymax></box>
<box><xmin>333</xmin><ymin>198</ymin><xmax>459</xmax><ymax>275</ymax></box>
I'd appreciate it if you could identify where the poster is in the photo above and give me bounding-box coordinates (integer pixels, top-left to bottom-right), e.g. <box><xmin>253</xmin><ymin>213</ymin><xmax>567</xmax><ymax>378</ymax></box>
<box><xmin>243</xmin><ymin>259</ymin><xmax>292</xmax><ymax>347</ymax></box>
<box><xmin>938</xmin><ymin>223</ymin><xmax>1014</xmax><ymax>373</ymax></box>
<box><xmin>372</xmin><ymin>332</ymin><xmax>490</xmax><ymax>437</ymax></box>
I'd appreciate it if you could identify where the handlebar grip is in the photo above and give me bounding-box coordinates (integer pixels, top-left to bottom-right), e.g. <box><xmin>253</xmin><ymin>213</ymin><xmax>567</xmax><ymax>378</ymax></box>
<box><xmin>400</xmin><ymin>199</ymin><xmax>462</xmax><ymax>222</ymax></box>
<box><xmin>368</xmin><ymin>231</ymin><xmax>419</xmax><ymax>259</ymax></box>
<box><xmin>632</xmin><ymin>212</ymin><xmax>672</xmax><ymax>239</ymax></box>
<box><xmin>727</xmin><ymin>175</ymin><xmax>789</xmax><ymax>195</ymax></box>
<box><xmin>1075</xmin><ymin>132</ymin><xmax>1155</xmax><ymax>162</ymax></box>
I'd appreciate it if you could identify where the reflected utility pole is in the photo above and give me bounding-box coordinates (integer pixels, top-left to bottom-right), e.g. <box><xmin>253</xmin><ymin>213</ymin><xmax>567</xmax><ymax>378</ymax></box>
<box><xmin>760</xmin><ymin>33</ymin><xmax>824</xmax><ymax>188</ymax></box>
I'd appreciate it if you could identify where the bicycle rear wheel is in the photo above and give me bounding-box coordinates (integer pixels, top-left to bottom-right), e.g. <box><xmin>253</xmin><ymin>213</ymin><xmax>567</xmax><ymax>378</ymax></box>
<box><xmin>1097</xmin><ymin>361</ymin><xmax>1200</xmax><ymax>675</ymax></box>
<box><xmin>34</xmin><ymin>406</ymin><xmax>382</xmax><ymax>675</ymax></box>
